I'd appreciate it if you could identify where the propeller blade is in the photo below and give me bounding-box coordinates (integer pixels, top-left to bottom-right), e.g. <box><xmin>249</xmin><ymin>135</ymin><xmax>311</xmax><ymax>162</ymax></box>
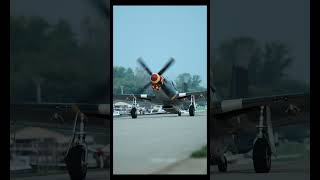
<box><xmin>137</xmin><ymin>58</ymin><xmax>153</xmax><ymax>75</ymax></box>
<box><xmin>138</xmin><ymin>82</ymin><xmax>151</xmax><ymax>94</ymax></box>
<box><xmin>158</xmin><ymin>58</ymin><xmax>175</xmax><ymax>75</ymax></box>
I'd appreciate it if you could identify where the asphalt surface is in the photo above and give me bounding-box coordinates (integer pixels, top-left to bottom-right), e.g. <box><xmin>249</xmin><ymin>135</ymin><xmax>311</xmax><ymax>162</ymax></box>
<box><xmin>11</xmin><ymin>169</ymin><xmax>110</xmax><ymax>180</ymax></box>
<box><xmin>156</xmin><ymin>157</ymin><xmax>207</xmax><ymax>174</ymax></box>
<box><xmin>211</xmin><ymin>157</ymin><xmax>310</xmax><ymax>180</ymax></box>
<box><xmin>113</xmin><ymin>112</ymin><xmax>207</xmax><ymax>174</ymax></box>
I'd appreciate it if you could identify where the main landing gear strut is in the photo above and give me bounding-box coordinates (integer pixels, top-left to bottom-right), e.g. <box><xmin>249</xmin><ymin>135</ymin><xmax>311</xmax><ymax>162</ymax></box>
<box><xmin>252</xmin><ymin>105</ymin><xmax>276</xmax><ymax>173</ymax></box>
<box><xmin>65</xmin><ymin>112</ymin><xmax>88</xmax><ymax>180</ymax></box>
<box><xmin>212</xmin><ymin>105</ymin><xmax>276</xmax><ymax>174</ymax></box>
<box><xmin>189</xmin><ymin>95</ymin><xmax>195</xmax><ymax>116</ymax></box>
<box><xmin>217</xmin><ymin>155</ymin><xmax>228</xmax><ymax>172</ymax></box>
<box><xmin>130</xmin><ymin>96</ymin><xmax>138</xmax><ymax>119</ymax></box>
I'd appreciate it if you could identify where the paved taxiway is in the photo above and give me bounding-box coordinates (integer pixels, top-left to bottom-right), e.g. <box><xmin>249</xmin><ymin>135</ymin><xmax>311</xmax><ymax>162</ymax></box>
<box><xmin>12</xmin><ymin>169</ymin><xmax>110</xmax><ymax>180</ymax></box>
<box><xmin>211</xmin><ymin>158</ymin><xmax>310</xmax><ymax>180</ymax></box>
<box><xmin>113</xmin><ymin>112</ymin><xmax>207</xmax><ymax>174</ymax></box>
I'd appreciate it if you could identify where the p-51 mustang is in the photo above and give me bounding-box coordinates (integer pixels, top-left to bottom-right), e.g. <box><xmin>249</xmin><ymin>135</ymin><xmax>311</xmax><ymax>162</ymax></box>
<box><xmin>209</xmin><ymin>84</ymin><xmax>309</xmax><ymax>173</ymax></box>
<box><xmin>114</xmin><ymin>58</ymin><xmax>207</xmax><ymax>118</ymax></box>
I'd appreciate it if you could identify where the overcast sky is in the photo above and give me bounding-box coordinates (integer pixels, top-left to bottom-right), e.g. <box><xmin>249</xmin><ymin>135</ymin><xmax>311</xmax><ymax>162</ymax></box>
<box><xmin>113</xmin><ymin>6</ymin><xmax>207</xmax><ymax>87</ymax></box>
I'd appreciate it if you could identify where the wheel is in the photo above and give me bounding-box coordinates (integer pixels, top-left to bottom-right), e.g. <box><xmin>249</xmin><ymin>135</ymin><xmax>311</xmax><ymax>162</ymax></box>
<box><xmin>65</xmin><ymin>145</ymin><xmax>87</xmax><ymax>180</ymax></box>
<box><xmin>178</xmin><ymin>111</ymin><xmax>181</xmax><ymax>116</ymax></box>
<box><xmin>218</xmin><ymin>155</ymin><xmax>227</xmax><ymax>172</ymax></box>
<box><xmin>189</xmin><ymin>105</ymin><xmax>195</xmax><ymax>116</ymax></box>
<box><xmin>131</xmin><ymin>107</ymin><xmax>137</xmax><ymax>119</ymax></box>
<box><xmin>253</xmin><ymin>138</ymin><xmax>271</xmax><ymax>173</ymax></box>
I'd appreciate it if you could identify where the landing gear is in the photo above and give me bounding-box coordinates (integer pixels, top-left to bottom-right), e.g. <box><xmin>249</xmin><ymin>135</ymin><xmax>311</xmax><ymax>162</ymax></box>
<box><xmin>218</xmin><ymin>155</ymin><xmax>227</xmax><ymax>172</ymax></box>
<box><xmin>178</xmin><ymin>111</ymin><xmax>181</xmax><ymax>116</ymax></box>
<box><xmin>131</xmin><ymin>107</ymin><xmax>137</xmax><ymax>119</ymax></box>
<box><xmin>65</xmin><ymin>112</ymin><xmax>88</xmax><ymax>180</ymax></box>
<box><xmin>130</xmin><ymin>96</ymin><xmax>138</xmax><ymax>119</ymax></box>
<box><xmin>253</xmin><ymin>138</ymin><xmax>271</xmax><ymax>173</ymax></box>
<box><xmin>189</xmin><ymin>95</ymin><xmax>195</xmax><ymax>116</ymax></box>
<box><xmin>189</xmin><ymin>105</ymin><xmax>195</xmax><ymax>116</ymax></box>
<box><xmin>65</xmin><ymin>144</ymin><xmax>87</xmax><ymax>180</ymax></box>
<box><xmin>252</xmin><ymin>105</ymin><xmax>274</xmax><ymax>173</ymax></box>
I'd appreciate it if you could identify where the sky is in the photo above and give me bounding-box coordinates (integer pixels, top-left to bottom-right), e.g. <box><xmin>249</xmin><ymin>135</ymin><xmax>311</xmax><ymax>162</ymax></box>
<box><xmin>113</xmin><ymin>6</ymin><xmax>207</xmax><ymax>87</ymax></box>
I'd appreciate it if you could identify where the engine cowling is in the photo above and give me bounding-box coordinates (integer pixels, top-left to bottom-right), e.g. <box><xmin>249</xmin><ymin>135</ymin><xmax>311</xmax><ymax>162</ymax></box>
<box><xmin>150</xmin><ymin>73</ymin><xmax>164</xmax><ymax>91</ymax></box>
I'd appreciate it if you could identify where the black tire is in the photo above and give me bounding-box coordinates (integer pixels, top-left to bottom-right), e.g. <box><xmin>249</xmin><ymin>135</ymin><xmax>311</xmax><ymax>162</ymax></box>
<box><xmin>178</xmin><ymin>111</ymin><xmax>181</xmax><ymax>116</ymax></box>
<box><xmin>189</xmin><ymin>105</ymin><xmax>195</xmax><ymax>116</ymax></box>
<box><xmin>65</xmin><ymin>145</ymin><xmax>87</xmax><ymax>180</ymax></box>
<box><xmin>253</xmin><ymin>138</ymin><xmax>271</xmax><ymax>173</ymax></box>
<box><xmin>131</xmin><ymin>107</ymin><xmax>137</xmax><ymax>119</ymax></box>
<box><xmin>218</xmin><ymin>155</ymin><xmax>227</xmax><ymax>172</ymax></box>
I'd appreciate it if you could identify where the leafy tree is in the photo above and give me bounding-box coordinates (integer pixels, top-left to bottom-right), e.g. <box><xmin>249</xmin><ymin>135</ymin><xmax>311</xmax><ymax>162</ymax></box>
<box><xmin>213</xmin><ymin>37</ymin><xmax>307</xmax><ymax>99</ymax></box>
<box><xmin>258</xmin><ymin>42</ymin><xmax>293</xmax><ymax>86</ymax></box>
<box><xmin>175</xmin><ymin>73</ymin><xmax>206</xmax><ymax>92</ymax></box>
<box><xmin>217</xmin><ymin>37</ymin><xmax>262</xmax><ymax>86</ymax></box>
<box><xmin>10</xmin><ymin>16</ymin><xmax>109</xmax><ymax>103</ymax></box>
<box><xmin>113</xmin><ymin>67</ymin><xmax>206</xmax><ymax>95</ymax></box>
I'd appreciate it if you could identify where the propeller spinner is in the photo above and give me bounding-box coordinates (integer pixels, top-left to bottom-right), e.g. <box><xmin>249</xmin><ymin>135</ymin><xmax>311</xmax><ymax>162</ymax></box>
<box><xmin>150</xmin><ymin>73</ymin><xmax>161</xmax><ymax>84</ymax></box>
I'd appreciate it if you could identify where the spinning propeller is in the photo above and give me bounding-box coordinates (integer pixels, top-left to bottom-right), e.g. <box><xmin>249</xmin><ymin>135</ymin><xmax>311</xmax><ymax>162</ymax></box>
<box><xmin>137</xmin><ymin>57</ymin><xmax>175</xmax><ymax>93</ymax></box>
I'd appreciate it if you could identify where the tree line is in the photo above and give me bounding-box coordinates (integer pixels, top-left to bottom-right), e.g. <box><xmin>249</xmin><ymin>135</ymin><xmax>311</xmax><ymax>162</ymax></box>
<box><xmin>10</xmin><ymin>15</ymin><xmax>109</xmax><ymax>103</ymax></box>
<box><xmin>10</xmin><ymin>16</ymin><xmax>308</xmax><ymax>104</ymax></box>
<box><xmin>211</xmin><ymin>37</ymin><xmax>309</xmax><ymax>99</ymax></box>
<box><xmin>113</xmin><ymin>66</ymin><xmax>206</xmax><ymax>95</ymax></box>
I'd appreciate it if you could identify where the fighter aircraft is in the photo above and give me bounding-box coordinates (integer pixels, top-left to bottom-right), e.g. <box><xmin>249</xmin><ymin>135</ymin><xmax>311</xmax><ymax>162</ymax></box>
<box><xmin>114</xmin><ymin>57</ymin><xmax>207</xmax><ymax>119</ymax></box>
<box><xmin>209</xmin><ymin>84</ymin><xmax>309</xmax><ymax>173</ymax></box>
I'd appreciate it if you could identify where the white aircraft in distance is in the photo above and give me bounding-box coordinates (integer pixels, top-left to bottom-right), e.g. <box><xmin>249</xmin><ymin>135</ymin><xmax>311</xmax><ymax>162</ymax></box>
<box><xmin>113</xmin><ymin>110</ymin><xmax>121</xmax><ymax>116</ymax></box>
<box><xmin>209</xmin><ymin>84</ymin><xmax>309</xmax><ymax>173</ymax></box>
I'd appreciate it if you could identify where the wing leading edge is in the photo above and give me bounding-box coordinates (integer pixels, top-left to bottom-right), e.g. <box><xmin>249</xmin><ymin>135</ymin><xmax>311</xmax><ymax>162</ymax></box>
<box><xmin>212</xmin><ymin>92</ymin><xmax>309</xmax><ymax>125</ymax></box>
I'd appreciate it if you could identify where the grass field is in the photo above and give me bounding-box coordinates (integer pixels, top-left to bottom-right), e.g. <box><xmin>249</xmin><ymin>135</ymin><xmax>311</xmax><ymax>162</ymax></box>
<box><xmin>191</xmin><ymin>145</ymin><xmax>207</xmax><ymax>158</ymax></box>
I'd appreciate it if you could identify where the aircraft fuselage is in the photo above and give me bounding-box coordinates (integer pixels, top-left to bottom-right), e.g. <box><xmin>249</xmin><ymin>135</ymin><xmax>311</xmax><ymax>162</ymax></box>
<box><xmin>150</xmin><ymin>77</ymin><xmax>188</xmax><ymax>113</ymax></box>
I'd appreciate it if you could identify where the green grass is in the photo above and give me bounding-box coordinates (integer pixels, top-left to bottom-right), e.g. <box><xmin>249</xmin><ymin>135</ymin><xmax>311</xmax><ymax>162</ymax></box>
<box><xmin>191</xmin><ymin>145</ymin><xmax>207</xmax><ymax>158</ymax></box>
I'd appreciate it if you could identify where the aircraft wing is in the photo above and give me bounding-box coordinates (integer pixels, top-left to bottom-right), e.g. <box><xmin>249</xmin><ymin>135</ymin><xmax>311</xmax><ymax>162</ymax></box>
<box><xmin>113</xmin><ymin>94</ymin><xmax>156</xmax><ymax>101</ymax></box>
<box><xmin>10</xmin><ymin>103</ymin><xmax>110</xmax><ymax>119</ymax></box>
<box><xmin>212</xmin><ymin>92</ymin><xmax>309</xmax><ymax>131</ymax></box>
<box><xmin>176</xmin><ymin>91</ymin><xmax>207</xmax><ymax>100</ymax></box>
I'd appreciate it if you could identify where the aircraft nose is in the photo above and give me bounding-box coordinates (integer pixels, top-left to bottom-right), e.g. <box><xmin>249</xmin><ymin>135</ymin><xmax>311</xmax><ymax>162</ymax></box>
<box><xmin>151</xmin><ymin>73</ymin><xmax>160</xmax><ymax>83</ymax></box>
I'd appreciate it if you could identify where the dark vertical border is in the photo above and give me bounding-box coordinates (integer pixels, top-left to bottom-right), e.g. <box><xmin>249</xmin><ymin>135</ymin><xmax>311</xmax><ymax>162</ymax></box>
<box><xmin>111</xmin><ymin>0</ymin><xmax>209</xmax><ymax>180</ymax></box>
<box><xmin>207</xmin><ymin>0</ymin><xmax>210</xmax><ymax>177</ymax></box>
<box><xmin>6</xmin><ymin>0</ymin><xmax>11</xmax><ymax>179</ymax></box>
<box><xmin>309</xmin><ymin>0</ymin><xmax>315</xmax><ymax>177</ymax></box>
<box><xmin>110</xmin><ymin>1</ymin><xmax>114</xmax><ymax>178</ymax></box>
